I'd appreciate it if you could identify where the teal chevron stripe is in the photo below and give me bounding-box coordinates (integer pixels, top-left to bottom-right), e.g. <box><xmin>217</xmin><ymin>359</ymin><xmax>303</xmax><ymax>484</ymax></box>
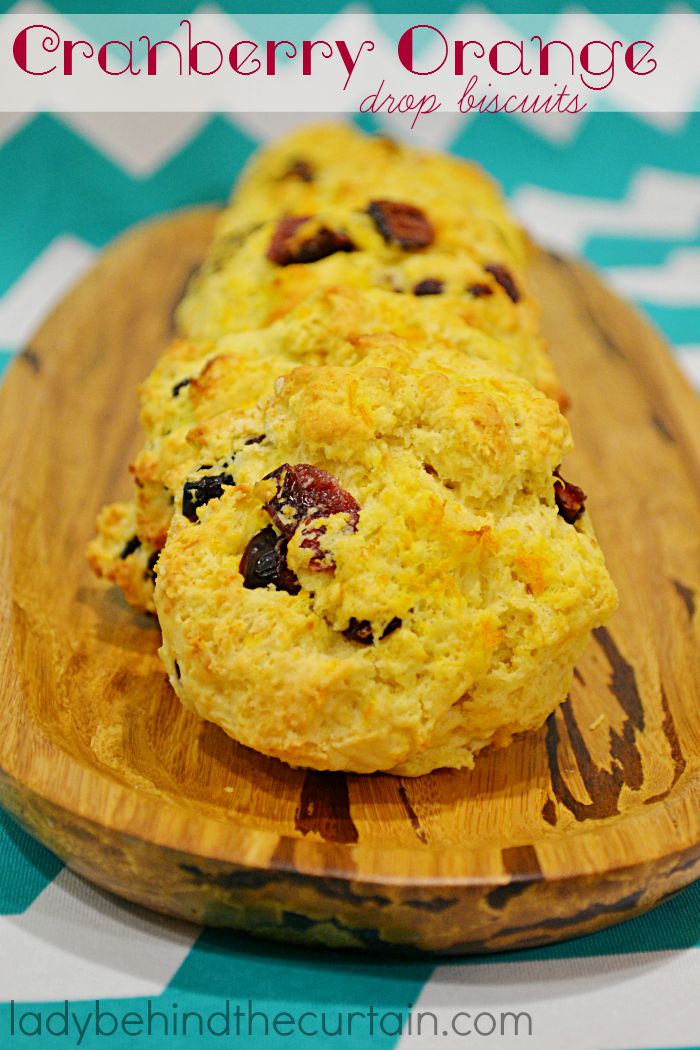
<box><xmin>637</xmin><ymin>304</ymin><xmax>700</xmax><ymax>344</ymax></box>
<box><xmin>4</xmin><ymin>1</ymin><xmax>699</xmax><ymax>14</ymax></box>
<box><xmin>586</xmin><ymin>236</ymin><xmax>700</xmax><ymax>268</ymax></box>
<box><xmin>0</xmin><ymin>811</ymin><xmax>62</xmax><ymax>916</ymax></box>
<box><xmin>0</xmin><ymin>351</ymin><xmax>15</xmax><ymax>380</ymax></box>
<box><xmin>1</xmin><ymin>114</ymin><xmax>256</xmax><ymax>296</ymax></box>
<box><xmin>450</xmin><ymin>113</ymin><xmax>700</xmax><ymax>199</ymax></box>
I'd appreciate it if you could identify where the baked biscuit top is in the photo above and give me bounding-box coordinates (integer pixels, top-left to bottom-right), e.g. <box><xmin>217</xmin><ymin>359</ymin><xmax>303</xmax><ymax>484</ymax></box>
<box><xmin>219</xmin><ymin>122</ymin><xmax>528</xmax><ymax>269</ymax></box>
<box><xmin>154</xmin><ymin>344</ymin><xmax>616</xmax><ymax>774</ymax></box>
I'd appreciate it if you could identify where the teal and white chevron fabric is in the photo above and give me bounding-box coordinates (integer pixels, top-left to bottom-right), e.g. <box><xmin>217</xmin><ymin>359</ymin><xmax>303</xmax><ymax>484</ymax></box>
<box><xmin>1</xmin><ymin>3</ymin><xmax>700</xmax><ymax>1048</ymax></box>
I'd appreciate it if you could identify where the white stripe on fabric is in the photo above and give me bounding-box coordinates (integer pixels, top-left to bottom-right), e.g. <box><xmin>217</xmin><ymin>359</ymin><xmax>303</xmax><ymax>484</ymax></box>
<box><xmin>0</xmin><ymin>235</ymin><xmax>96</xmax><ymax>351</ymax></box>
<box><xmin>0</xmin><ymin>111</ymin><xmax>31</xmax><ymax>147</ymax></box>
<box><xmin>607</xmin><ymin>250</ymin><xmax>700</xmax><ymax>305</ymax></box>
<box><xmin>513</xmin><ymin>169</ymin><xmax>700</xmax><ymax>253</ymax></box>
<box><xmin>0</xmin><ymin>868</ymin><xmax>200</xmax><ymax>1002</ymax></box>
<box><xmin>677</xmin><ymin>346</ymin><xmax>700</xmax><ymax>389</ymax></box>
<box><xmin>62</xmin><ymin>112</ymin><xmax>209</xmax><ymax>176</ymax></box>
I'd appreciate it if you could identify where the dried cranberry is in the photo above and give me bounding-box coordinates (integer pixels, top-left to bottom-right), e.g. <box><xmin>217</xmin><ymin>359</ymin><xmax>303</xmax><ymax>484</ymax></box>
<box><xmin>263</xmin><ymin>464</ymin><xmax>359</xmax><ymax>538</ymax></box>
<box><xmin>244</xmin><ymin>434</ymin><xmax>266</xmax><ymax>445</ymax></box>
<box><xmin>554</xmin><ymin>469</ymin><xmax>586</xmax><ymax>524</ymax></box>
<box><xmin>119</xmin><ymin>535</ymin><xmax>141</xmax><ymax>560</ymax></box>
<box><xmin>267</xmin><ymin>216</ymin><xmax>356</xmax><ymax>266</ymax></box>
<box><xmin>267</xmin><ymin>216</ymin><xmax>304</xmax><ymax>262</ymax></box>
<box><xmin>280</xmin><ymin>158</ymin><xmax>314</xmax><ymax>183</ymax></box>
<box><xmin>342</xmin><ymin>616</ymin><xmax>402</xmax><ymax>645</ymax></box>
<box><xmin>172</xmin><ymin>377</ymin><xmax>191</xmax><ymax>398</ymax></box>
<box><xmin>342</xmin><ymin>617</ymin><xmax>373</xmax><ymax>644</ymax></box>
<box><xmin>484</xmin><ymin>264</ymin><xmax>520</xmax><ymax>303</ymax></box>
<box><xmin>413</xmin><ymin>278</ymin><xmax>444</xmax><ymax>296</ymax></box>
<box><xmin>182</xmin><ymin>471</ymin><xmax>235</xmax><ymax>522</ymax></box>
<box><xmin>382</xmin><ymin>616</ymin><xmax>403</xmax><ymax>638</ymax></box>
<box><xmin>239</xmin><ymin>526</ymin><xmax>300</xmax><ymax>595</ymax></box>
<box><xmin>262</xmin><ymin>463</ymin><xmax>360</xmax><ymax>571</ymax></box>
<box><xmin>146</xmin><ymin>550</ymin><xmax>160</xmax><ymax>582</ymax></box>
<box><xmin>467</xmin><ymin>282</ymin><xmax>494</xmax><ymax>298</ymax></box>
<box><xmin>367</xmin><ymin>200</ymin><xmax>434</xmax><ymax>250</ymax></box>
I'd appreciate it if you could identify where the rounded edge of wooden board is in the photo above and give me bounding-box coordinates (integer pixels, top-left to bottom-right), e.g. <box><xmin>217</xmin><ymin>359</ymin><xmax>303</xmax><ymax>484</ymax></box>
<box><xmin>1</xmin><ymin>764</ymin><xmax>698</xmax><ymax>954</ymax></box>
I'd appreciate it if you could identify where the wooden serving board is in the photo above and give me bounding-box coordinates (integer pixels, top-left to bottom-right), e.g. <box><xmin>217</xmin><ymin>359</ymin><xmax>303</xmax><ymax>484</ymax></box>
<box><xmin>1</xmin><ymin>207</ymin><xmax>699</xmax><ymax>955</ymax></box>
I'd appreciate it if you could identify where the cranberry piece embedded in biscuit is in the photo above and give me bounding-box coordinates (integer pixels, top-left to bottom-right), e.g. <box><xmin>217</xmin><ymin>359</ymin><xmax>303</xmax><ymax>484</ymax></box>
<box><xmin>263</xmin><ymin>463</ymin><xmax>360</xmax><ymax>571</ymax></box>
<box><xmin>367</xmin><ymin>200</ymin><xmax>434</xmax><ymax>250</ymax></box>
<box><xmin>263</xmin><ymin>464</ymin><xmax>359</xmax><ymax>538</ymax></box>
<box><xmin>239</xmin><ymin>526</ymin><xmax>300</xmax><ymax>595</ymax></box>
<box><xmin>484</xmin><ymin>263</ymin><xmax>520</xmax><ymax>303</ymax></box>
<box><xmin>342</xmin><ymin>616</ymin><xmax>402</xmax><ymax>645</ymax></box>
<box><xmin>467</xmin><ymin>282</ymin><xmax>494</xmax><ymax>298</ymax></box>
<box><xmin>119</xmin><ymin>535</ymin><xmax>141</xmax><ymax>560</ymax></box>
<box><xmin>182</xmin><ymin>471</ymin><xmax>235</xmax><ymax>523</ymax></box>
<box><xmin>413</xmin><ymin>278</ymin><xmax>444</xmax><ymax>296</ymax></box>
<box><xmin>146</xmin><ymin>550</ymin><xmax>160</xmax><ymax>582</ymax></box>
<box><xmin>554</xmin><ymin>469</ymin><xmax>586</xmax><ymax>524</ymax></box>
<box><xmin>267</xmin><ymin>216</ymin><xmax>356</xmax><ymax>266</ymax></box>
<box><xmin>280</xmin><ymin>158</ymin><xmax>315</xmax><ymax>183</ymax></box>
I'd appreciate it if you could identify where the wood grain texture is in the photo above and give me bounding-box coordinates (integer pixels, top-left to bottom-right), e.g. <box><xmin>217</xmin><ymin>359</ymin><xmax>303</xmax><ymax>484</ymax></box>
<box><xmin>0</xmin><ymin>208</ymin><xmax>699</xmax><ymax>954</ymax></box>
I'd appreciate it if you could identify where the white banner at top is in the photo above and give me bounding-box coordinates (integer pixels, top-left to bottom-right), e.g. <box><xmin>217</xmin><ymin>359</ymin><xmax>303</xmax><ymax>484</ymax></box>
<box><xmin>0</xmin><ymin>9</ymin><xmax>696</xmax><ymax>118</ymax></box>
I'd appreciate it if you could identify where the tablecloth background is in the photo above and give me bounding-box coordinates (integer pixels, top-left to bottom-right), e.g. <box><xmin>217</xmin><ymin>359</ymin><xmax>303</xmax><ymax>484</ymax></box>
<box><xmin>1</xmin><ymin>3</ymin><xmax>700</xmax><ymax>1047</ymax></box>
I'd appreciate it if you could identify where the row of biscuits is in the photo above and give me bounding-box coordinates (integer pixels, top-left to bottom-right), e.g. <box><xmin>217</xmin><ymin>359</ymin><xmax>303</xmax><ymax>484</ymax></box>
<box><xmin>88</xmin><ymin>123</ymin><xmax>617</xmax><ymax>775</ymax></box>
<box><xmin>88</xmin><ymin>124</ymin><xmax>561</xmax><ymax>612</ymax></box>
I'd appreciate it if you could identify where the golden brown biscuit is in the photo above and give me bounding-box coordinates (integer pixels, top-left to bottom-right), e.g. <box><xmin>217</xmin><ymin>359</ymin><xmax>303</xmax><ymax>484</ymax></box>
<box><xmin>87</xmin><ymin>501</ymin><xmax>159</xmax><ymax>615</ymax></box>
<box><xmin>219</xmin><ymin>122</ymin><xmax>529</xmax><ymax>270</ymax></box>
<box><xmin>155</xmin><ymin>349</ymin><xmax>617</xmax><ymax>775</ymax></box>
<box><xmin>176</xmin><ymin>208</ymin><xmax>540</xmax><ymax>353</ymax></box>
<box><xmin>125</xmin><ymin>283</ymin><xmax>560</xmax><ymax>587</ymax></box>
